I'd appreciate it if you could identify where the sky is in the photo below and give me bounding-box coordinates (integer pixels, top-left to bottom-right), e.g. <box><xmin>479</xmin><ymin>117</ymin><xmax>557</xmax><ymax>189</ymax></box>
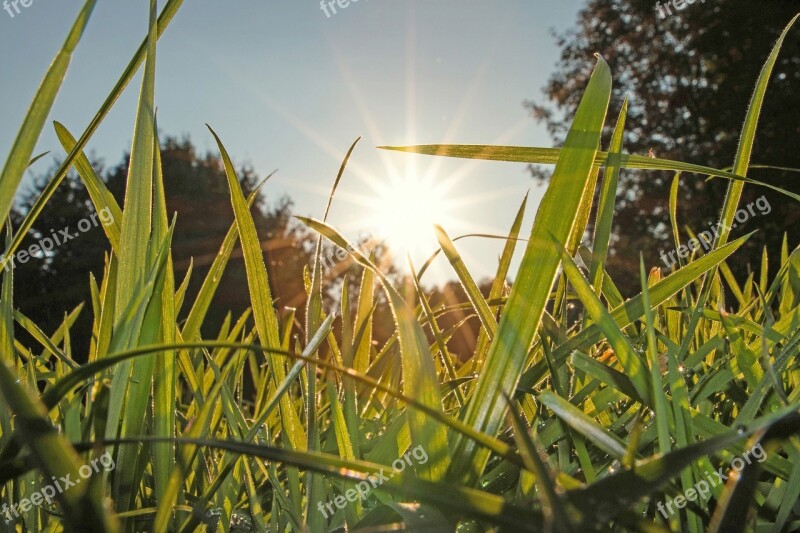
<box><xmin>0</xmin><ymin>0</ymin><xmax>585</xmax><ymax>285</ymax></box>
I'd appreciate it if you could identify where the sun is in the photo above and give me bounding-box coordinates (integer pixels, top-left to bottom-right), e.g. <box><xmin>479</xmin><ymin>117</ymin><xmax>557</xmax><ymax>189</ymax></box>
<box><xmin>366</xmin><ymin>172</ymin><xmax>456</xmax><ymax>261</ymax></box>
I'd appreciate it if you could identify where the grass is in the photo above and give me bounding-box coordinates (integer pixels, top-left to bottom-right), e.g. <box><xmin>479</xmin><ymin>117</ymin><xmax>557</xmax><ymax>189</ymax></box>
<box><xmin>0</xmin><ymin>3</ymin><xmax>799</xmax><ymax>532</ymax></box>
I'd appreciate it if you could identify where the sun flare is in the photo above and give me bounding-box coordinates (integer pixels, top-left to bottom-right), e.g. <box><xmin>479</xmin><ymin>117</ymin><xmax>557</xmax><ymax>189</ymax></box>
<box><xmin>367</xmin><ymin>173</ymin><xmax>455</xmax><ymax>260</ymax></box>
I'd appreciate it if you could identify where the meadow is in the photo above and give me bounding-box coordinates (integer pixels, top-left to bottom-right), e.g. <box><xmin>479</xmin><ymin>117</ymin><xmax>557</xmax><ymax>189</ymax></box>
<box><xmin>0</xmin><ymin>1</ymin><xmax>799</xmax><ymax>531</ymax></box>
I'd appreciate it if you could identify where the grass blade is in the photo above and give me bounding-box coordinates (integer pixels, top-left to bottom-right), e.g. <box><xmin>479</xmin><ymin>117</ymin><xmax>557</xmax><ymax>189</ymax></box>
<box><xmin>209</xmin><ymin>125</ymin><xmax>306</xmax><ymax>450</ymax></box>
<box><xmin>0</xmin><ymin>0</ymin><xmax>97</xmax><ymax>226</ymax></box>
<box><xmin>448</xmin><ymin>55</ymin><xmax>612</xmax><ymax>485</ymax></box>
<box><xmin>2</xmin><ymin>0</ymin><xmax>186</xmax><ymax>265</ymax></box>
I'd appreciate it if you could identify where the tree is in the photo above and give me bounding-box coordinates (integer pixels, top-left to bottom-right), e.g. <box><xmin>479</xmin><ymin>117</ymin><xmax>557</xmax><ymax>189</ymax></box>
<box><xmin>528</xmin><ymin>0</ymin><xmax>800</xmax><ymax>292</ymax></box>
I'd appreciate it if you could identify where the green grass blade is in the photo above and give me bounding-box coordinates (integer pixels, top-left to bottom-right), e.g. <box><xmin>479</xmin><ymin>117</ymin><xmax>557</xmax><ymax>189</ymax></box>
<box><xmin>151</xmin><ymin>129</ymin><xmax>177</xmax><ymax>505</ymax></box>
<box><xmin>208</xmin><ymin>125</ymin><xmax>306</xmax><ymax>450</ymax></box>
<box><xmin>538</xmin><ymin>390</ymin><xmax>627</xmax><ymax>459</ymax></box>
<box><xmin>472</xmin><ymin>194</ymin><xmax>528</xmax><ymax>373</ymax></box>
<box><xmin>0</xmin><ymin>0</ymin><xmax>97</xmax><ymax>226</ymax></box>
<box><xmin>560</xmin><ymin>248</ymin><xmax>651</xmax><ymax>403</ymax></box>
<box><xmin>114</xmin><ymin>224</ymin><xmax>175</xmax><ymax>511</ymax></box>
<box><xmin>715</xmin><ymin>14</ymin><xmax>799</xmax><ymax>248</ymax></box>
<box><xmin>408</xmin><ymin>259</ymin><xmax>465</xmax><ymax>406</ymax></box>
<box><xmin>107</xmin><ymin>0</ymin><xmax>158</xmax><ymax>511</ymax></box>
<box><xmin>53</xmin><ymin>121</ymin><xmax>122</xmax><ymax>251</ymax></box>
<box><xmin>435</xmin><ymin>224</ymin><xmax>497</xmax><ymax>338</ymax></box>
<box><xmin>668</xmin><ymin>173</ymin><xmax>683</xmax><ymax>270</ymax></box>
<box><xmin>589</xmin><ymin>98</ymin><xmax>627</xmax><ymax>290</ymax></box>
<box><xmin>1</xmin><ymin>0</ymin><xmax>186</xmax><ymax>265</ymax></box>
<box><xmin>115</xmin><ymin>0</ymin><xmax>157</xmax><ymax>317</ymax></box>
<box><xmin>378</xmin><ymin>145</ymin><xmax>800</xmax><ymax>202</ymax></box>
<box><xmin>640</xmin><ymin>258</ymin><xmax>671</xmax><ymax>454</ymax></box>
<box><xmin>448</xmin><ymin>55</ymin><xmax>612</xmax><ymax>485</ymax></box>
<box><xmin>181</xmin><ymin>174</ymin><xmax>271</xmax><ymax>342</ymax></box>
<box><xmin>306</xmin><ymin>138</ymin><xmax>360</xmax><ymax>531</ymax></box>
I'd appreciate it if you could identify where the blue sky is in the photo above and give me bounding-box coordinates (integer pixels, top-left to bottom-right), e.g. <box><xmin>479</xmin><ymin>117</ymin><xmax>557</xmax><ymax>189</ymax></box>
<box><xmin>0</xmin><ymin>0</ymin><xmax>585</xmax><ymax>283</ymax></box>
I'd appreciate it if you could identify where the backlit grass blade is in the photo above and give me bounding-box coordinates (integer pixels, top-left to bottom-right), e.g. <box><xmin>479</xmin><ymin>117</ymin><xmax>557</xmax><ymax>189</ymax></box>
<box><xmin>0</xmin><ymin>0</ymin><xmax>96</xmax><ymax>227</ymax></box>
<box><xmin>378</xmin><ymin>145</ymin><xmax>800</xmax><ymax>202</ymax></box>
<box><xmin>435</xmin><ymin>224</ymin><xmax>497</xmax><ymax>338</ymax></box>
<box><xmin>209</xmin><ymin>125</ymin><xmax>306</xmax><ymax>450</ymax></box>
<box><xmin>715</xmin><ymin>14</ymin><xmax>799</xmax><ymax>248</ymax></box>
<box><xmin>53</xmin><ymin>122</ymin><xmax>122</xmax><ymax>252</ymax></box>
<box><xmin>100</xmin><ymin>0</ymin><xmax>159</xmax><ymax>510</ymax></box>
<box><xmin>417</xmin><ymin>232</ymin><xmax>527</xmax><ymax>281</ymax></box>
<box><xmin>181</xmin><ymin>174</ymin><xmax>271</xmax><ymax>342</ymax></box>
<box><xmin>306</xmin><ymin>138</ymin><xmax>359</xmax><ymax>531</ymax></box>
<box><xmin>560</xmin><ymin>248</ymin><xmax>651</xmax><ymax>403</ymax></box>
<box><xmin>409</xmin><ymin>259</ymin><xmax>464</xmax><ymax>406</ymax></box>
<box><xmin>569</xmin><ymin>351</ymin><xmax>643</xmax><ymax>403</ymax></box>
<box><xmin>115</xmin><ymin>0</ymin><xmax>157</xmax><ymax>318</ymax></box>
<box><xmin>539</xmin><ymin>390</ymin><xmax>627</xmax><ymax>459</ymax></box>
<box><xmin>640</xmin><ymin>258</ymin><xmax>671</xmax><ymax>455</ymax></box>
<box><xmin>326</xmin><ymin>380</ymin><xmax>359</xmax><ymax>519</ymax></box>
<box><xmin>2</xmin><ymin>0</ymin><xmax>186</xmax><ymax>263</ymax></box>
<box><xmin>151</xmin><ymin>129</ymin><xmax>177</xmax><ymax>504</ymax></box>
<box><xmin>107</xmin><ymin>0</ymin><xmax>158</xmax><ymax>512</ymax></box>
<box><xmin>589</xmin><ymin>98</ymin><xmax>627</xmax><ymax>291</ymax></box>
<box><xmin>113</xmin><ymin>224</ymin><xmax>175</xmax><ymax>511</ymax></box>
<box><xmin>14</xmin><ymin>310</ymin><xmax>78</xmax><ymax>369</ymax></box>
<box><xmin>353</xmin><ymin>256</ymin><xmax>375</xmax><ymax>377</ymax></box>
<box><xmin>472</xmin><ymin>194</ymin><xmax>528</xmax><ymax>372</ymax></box>
<box><xmin>668</xmin><ymin>173</ymin><xmax>682</xmax><ymax>269</ymax></box>
<box><xmin>447</xmin><ymin>55</ymin><xmax>612</xmax><ymax>486</ymax></box>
